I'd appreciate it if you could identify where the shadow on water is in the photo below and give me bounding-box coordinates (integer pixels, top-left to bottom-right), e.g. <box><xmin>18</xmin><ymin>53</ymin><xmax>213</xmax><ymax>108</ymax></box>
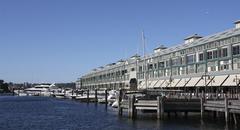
<box><xmin>115</xmin><ymin>110</ymin><xmax>240</xmax><ymax>130</ymax></box>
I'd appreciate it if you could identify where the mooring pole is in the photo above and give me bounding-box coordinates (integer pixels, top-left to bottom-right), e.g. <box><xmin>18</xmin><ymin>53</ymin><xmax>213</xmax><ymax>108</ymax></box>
<box><xmin>118</xmin><ymin>89</ymin><xmax>123</xmax><ymax>116</ymax></box>
<box><xmin>87</xmin><ymin>89</ymin><xmax>89</xmax><ymax>103</ymax></box>
<box><xmin>157</xmin><ymin>96</ymin><xmax>161</xmax><ymax>119</ymax></box>
<box><xmin>224</xmin><ymin>95</ymin><xmax>229</xmax><ymax>124</ymax></box>
<box><xmin>105</xmin><ymin>89</ymin><xmax>108</xmax><ymax>106</ymax></box>
<box><xmin>160</xmin><ymin>96</ymin><xmax>165</xmax><ymax>119</ymax></box>
<box><xmin>12</xmin><ymin>88</ymin><xmax>15</xmax><ymax>96</ymax></box>
<box><xmin>95</xmin><ymin>89</ymin><xmax>98</xmax><ymax>103</ymax></box>
<box><xmin>128</xmin><ymin>95</ymin><xmax>136</xmax><ymax>119</ymax></box>
<box><xmin>200</xmin><ymin>97</ymin><xmax>204</xmax><ymax>119</ymax></box>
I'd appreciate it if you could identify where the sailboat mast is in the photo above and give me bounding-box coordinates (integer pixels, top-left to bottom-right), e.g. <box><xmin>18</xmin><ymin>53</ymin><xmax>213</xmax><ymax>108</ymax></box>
<box><xmin>142</xmin><ymin>31</ymin><xmax>148</xmax><ymax>89</ymax></box>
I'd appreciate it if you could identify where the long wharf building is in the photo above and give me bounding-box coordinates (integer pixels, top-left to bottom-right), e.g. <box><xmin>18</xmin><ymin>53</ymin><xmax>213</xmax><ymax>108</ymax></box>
<box><xmin>77</xmin><ymin>20</ymin><xmax>240</xmax><ymax>92</ymax></box>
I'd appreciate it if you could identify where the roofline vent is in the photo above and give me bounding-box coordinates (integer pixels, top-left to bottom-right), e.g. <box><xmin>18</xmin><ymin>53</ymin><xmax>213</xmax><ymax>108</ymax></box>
<box><xmin>154</xmin><ymin>45</ymin><xmax>167</xmax><ymax>53</ymax></box>
<box><xmin>184</xmin><ymin>34</ymin><xmax>202</xmax><ymax>44</ymax></box>
<box><xmin>234</xmin><ymin>20</ymin><xmax>240</xmax><ymax>29</ymax></box>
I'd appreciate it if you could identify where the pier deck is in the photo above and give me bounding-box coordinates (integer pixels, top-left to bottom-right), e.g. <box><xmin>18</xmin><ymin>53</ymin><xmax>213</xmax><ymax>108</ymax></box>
<box><xmin>202</xmin><ymin>97</ymin><xmax>240</xmax><ymax>124</ymax></box>
<box><xmin>118</xmin><ymin>96</ymin><xmax>201</xmax><ymax>119</ymax></box>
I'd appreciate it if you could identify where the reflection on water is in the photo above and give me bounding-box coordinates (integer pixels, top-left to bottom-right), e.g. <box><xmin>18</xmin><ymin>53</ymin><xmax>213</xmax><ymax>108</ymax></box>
<box><xmin>0</xmin><ymin>96</ymin><xmax>239</xmax><ymax>130</ymax></box>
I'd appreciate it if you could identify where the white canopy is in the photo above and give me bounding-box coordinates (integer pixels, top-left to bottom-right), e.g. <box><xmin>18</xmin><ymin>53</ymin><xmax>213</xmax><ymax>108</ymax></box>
<box><xmin>154</xmin><ymin>79</ymin><xmax>165</xmax><ymax>88</ymax></box>
<box><xmin>176</xmin><ymin>78</ymin><xmax>191</xmax><ymax>87</ymax></box>
<box><xmin>222</xmin><ymin>74</ymin><xmax>240</xmax><ymax>86</ymax></box>
<box><xmin>185</xmin><ymin>77</ymin><xmax>201</xmax><ymax>87</ymax></box>
<box><xmin>208</xmin><ymin>75</ymin><xmax>228</xmax><ymax>86</ymax></box>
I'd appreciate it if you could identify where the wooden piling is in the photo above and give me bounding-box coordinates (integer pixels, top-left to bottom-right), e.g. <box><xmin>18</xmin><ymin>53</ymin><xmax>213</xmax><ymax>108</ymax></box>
<box><xmin>200</xmin><ymin>97</ymin><xmax>204</xmax><ymax>119</ymax></box>
<box><xmin>87</xmin><ymin>89</ymin><xmax>89</xmax><ymax>103</ymax></box>
<box><xmin>213</xmin><ymin>111</ymin><xmax>216</xmax><ymax>119</ymax></box>
<box><xmin>95</xmin><ymin>89</ymin><xmax>98</xmax><ymax>102</ymax></box>
<box><xmin>224</xmin><ymin>95</ymin><xmax>229</xmax><ymax>123</ymax></box>
<box><xmin>184</xmin><ymin>112</ymin><xmax>188</xmax><ymax>117</ymax></box>
<box><xmin>128</xmin><ymin>95</ymin><xmax>135</xmax><ymax>119</ymax></box>
<box><xmin>157</xmin><ymin>96</ymin><xmax>161</xmax><ymax>119</ymax></box>
<box><xmin>160</xmin><ymin>96</ymin><xmax>165</xmax><ymax>119</ymax></box>
<box><xmin>105</xmin><ymin>89</ymin><xmax>108</xmax><ymax>105</ymax></box>
<box><xmin>233</xmin><ymin>114</ymin><xmax>237</xmax><ymax>125</ymax></box>
<box><xmin>118</xmin><ymin>89</ymin><xmax>123</xmax><ymax>116</ymax></box>
<box><xmin>12</xmin><ymin>88</ymin><xmax>15</xmax><ymax>96</ymax></box>
<box><xmin>174</xmin><ymin>112</ymin><xmax>178</xmax><ymax>117</ymax></box>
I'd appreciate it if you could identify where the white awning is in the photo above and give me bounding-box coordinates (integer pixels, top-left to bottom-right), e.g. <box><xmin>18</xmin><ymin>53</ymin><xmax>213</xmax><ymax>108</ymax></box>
<box><xmin>170</xmin><ymin>78</ymin><xmax>181</xmax><ymax>87</ymax></box>
<box><xmin>195</xmin><ymin>76</ymin><xmax>213</xmax><ymax>87</ymax></box>
<box><xmin>138</xmin><ymin>81</ymin><xmax>145</xmax><ymax>89</ymax></box>
<box><xmin>176</xmin><ymin>78</ymin><xmax>190</xmax><ymax>87</ymax></box>
<box><xmin>148</xmin><ymin>80</ymin><xmax>158</xmax><ymax>88</ymax></box>
<box><xmin>146</xmin><ymin>80</ymin><xmax>152</xmax><ymax>89</ymax></box>
<box><xmin>222</xmin><ymin>74</ymin><xmax>240</xmax><ymax>86</ymax></box>
<box><xmin>208</xmin><ymin>75</ymin><xmax>228</xmax><ymax>86</ymax></box>
<box><xmin>165</xmin><ymin>78</ymin><xmax>181</xmax><ymax>87</ymax></box>
<box><xmin>161</xmin><ymin>80</ymin><xmax>169</xmax><ymax>88</ymax></box>
<box><xmin>185</xmin><ymin>77</ymin><xmax>201</xmax><ymax>87</ymax></box>
<box><xmin>154</xmin><ymin>79</ymin><xmax>165</xmax><ymax>88</ymax></box>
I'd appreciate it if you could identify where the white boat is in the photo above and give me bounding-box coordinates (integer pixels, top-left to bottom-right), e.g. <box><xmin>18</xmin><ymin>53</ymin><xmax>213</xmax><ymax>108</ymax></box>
<box><xmin>54</xmin><ymin>93</ymin><xmax>65</xmax><ymax>98</ymax></box>
<box><xmin>111</xmin><ymin>100</ymin><xmax>118</xmax><ymax>108</ymax></box>
<box><xmin>63</xmin><ymin>88</ymin><xmax>75</xmax><ymax>99</ymax></box>
<box><xmin>24</xmin><ymin>83</ymin><xmax>55</xmax><ymax>96</ymax></box>
<box><xmin>98</xmin><ymin>90</ymin><xmax>118</xmax><ymax>104</ymax></box>
<box><xmin>14</xmin><ymin>90</ymin><xmax>28</xmax><ymax>96</ymax></box>
<box><xmin>52</xmin><ymin>88</ymin><xmax>76</xmax><ymax>99</ymax></box>
<box><xmin>75</xmin><ymin>95</ymin><xmax>96</xmax><ymax>102</ymax></box>
<box><xmin>108</xmin><ymin>90</ymin><xmax>118</xmax><ymax>105</ymax></box>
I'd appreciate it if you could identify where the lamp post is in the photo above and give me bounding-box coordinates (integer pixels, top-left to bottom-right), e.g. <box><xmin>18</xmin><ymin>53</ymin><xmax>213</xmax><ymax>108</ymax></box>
<box><xmin>201</xmin><ymin>74</ymin><xmax>210</xmax><ymax>98</ymax></box>
<box><xmin>235</xmin><ymin>75</ymin><xmax>240</xmax><ymax>99</ymax></box>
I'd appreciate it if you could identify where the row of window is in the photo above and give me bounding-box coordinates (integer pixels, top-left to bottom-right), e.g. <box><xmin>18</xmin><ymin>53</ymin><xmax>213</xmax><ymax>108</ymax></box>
<box><xmin>83</xmin><ymin>43</ymin><xmax>240</xmax><ymax>83</ymax></box>
<box><xmin>137</xmin><ymin>59</ymin><xmax>240</xmax><ymax>79</ymax></box>
<box><xmin>139</xmin><ymin>45</ymin><xmax>240</xmax><ymax>70</ymax></box>
<box><xmin>205</xmin><ymin>48</ymin><xmax>228</xmax><ymax>60</ymax></box>
<box><xmin>233</xmin><ymin>45</ymin><xmax>240</xmax><ymax>55</ymax></box>
<box><xmin>183</xmin><ymin>35</ymin><xmax>240</xmax><ymax>54</ymax></box>
<box><xmin>147</xmin><ymin>35</ymin><xmax>240</xmax><ymax>67</ymax></box>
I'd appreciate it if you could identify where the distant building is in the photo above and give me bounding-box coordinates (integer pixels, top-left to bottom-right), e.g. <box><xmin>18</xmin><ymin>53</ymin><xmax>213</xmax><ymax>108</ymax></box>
<box><xmin>78</xmin><ymin>20</ymin><xmax>240</xmax><ymax>92</ymax></box>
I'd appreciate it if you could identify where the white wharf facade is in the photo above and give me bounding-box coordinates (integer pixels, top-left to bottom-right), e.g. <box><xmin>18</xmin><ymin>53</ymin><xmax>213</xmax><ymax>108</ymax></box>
<box><xmin>77</xmin><ymin>21</ymin><xmax>240</xmax><ymax>92</ymax></box>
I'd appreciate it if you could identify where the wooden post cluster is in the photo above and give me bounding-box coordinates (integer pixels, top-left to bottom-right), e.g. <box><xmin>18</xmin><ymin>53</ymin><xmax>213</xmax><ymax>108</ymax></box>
<box><xmin>12</xmin><ymin>88</ymin><xmax>15</xmax><ymax>96</ymax></box>
<box><xmin>95</xmin><ymin>89</ymin><xmax>98</xmax><ymax>102</ymax></box>
<box><xmin>157</xmin><ymin>96</ymin><xmax>161</xmax><ymax>119</ymax></box>
<box><xmin>157</xmin><ymin>96</ymin><xmax>165</xmax><ymax>120</ymax></box>
<box><xmin>105</xmin><ymin>89</ymin><xmax>108</xmax><ymax>105</ymax></box>
<box><xmin>128</xmin><ymin>95</ymin><xmax>136</xmax><ymax>119</ymax></box>
<box><xmin>118</xmin><ymin>89</ymin><xmax>123</xmax><ymax>116</ymax></box>
<box><xmin>200</xmin><ymin>97</ymin><xmax>205</xmax><ymax>119</ymax></box>
<box><xmin>87</xmin><ymin>89</ymin><xmax>89</xmax><ymax>103</ymax></box>
<box><xmin>224</xmin><ymin>95</ymin><xmax>229</xmax><ymax>123</ymax></box>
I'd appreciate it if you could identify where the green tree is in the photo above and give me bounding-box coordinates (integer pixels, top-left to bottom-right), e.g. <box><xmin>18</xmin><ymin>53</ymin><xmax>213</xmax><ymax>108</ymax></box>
<box><xmin>0</xmin><ymin>80</ymin><xmax>10</xmax><ymax>93</ymax></box>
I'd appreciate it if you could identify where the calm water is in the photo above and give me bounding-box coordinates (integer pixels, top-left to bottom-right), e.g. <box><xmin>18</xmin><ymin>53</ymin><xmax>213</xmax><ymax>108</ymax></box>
<box><xmin>0</xmin><ymin>96</ymin><xmax>239</xmax><ymax>130</ymax></box>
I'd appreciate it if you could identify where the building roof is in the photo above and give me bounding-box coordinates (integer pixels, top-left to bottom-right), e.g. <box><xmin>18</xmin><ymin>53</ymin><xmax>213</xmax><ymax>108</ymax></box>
<box><xmin>152</xmin><ymin>27</ymin><xmax>240</xmax><ymax>57</ymax></box>
<box><xmin>234</xmin><ymin>20</ymin><xmax>240</xmax><ymax>24</ymax></box>
<box><xmin>184</xmin><ymin>34</ymin><xmax>202</xmax><ymax>40</ymax></box>
<box><xmin>82</xmin><ymin>23</ymin><xmax>240</xmax><ymax>77</ymax></box>
<box><xmin>154</xmin><ymin>45</ymin><xmax>167</xmax><ymax>50</ymax></box>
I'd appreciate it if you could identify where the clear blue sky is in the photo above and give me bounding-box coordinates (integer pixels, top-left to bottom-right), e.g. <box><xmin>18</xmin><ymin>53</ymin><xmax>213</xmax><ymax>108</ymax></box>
<box><xmin>0</xmin><ymin>0</ymin><xmax>239</xmax><ymax>83</ymax></box>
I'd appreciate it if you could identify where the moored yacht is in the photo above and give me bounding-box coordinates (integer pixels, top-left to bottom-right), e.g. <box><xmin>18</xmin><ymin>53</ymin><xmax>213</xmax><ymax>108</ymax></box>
<box><xmin>24</xmin><ymin>83</ymin><xmax>55</xmax><ymax>96</ymax></box>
